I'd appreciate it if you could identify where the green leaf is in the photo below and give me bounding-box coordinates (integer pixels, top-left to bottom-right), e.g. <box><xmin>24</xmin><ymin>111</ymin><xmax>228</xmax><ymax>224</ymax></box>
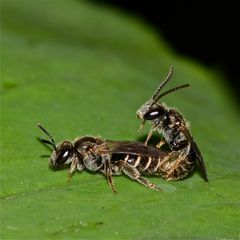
<box><xmin>1</xmin><ymin>0</ymin><xmax>239</xmax><ymax>239</ymax></box>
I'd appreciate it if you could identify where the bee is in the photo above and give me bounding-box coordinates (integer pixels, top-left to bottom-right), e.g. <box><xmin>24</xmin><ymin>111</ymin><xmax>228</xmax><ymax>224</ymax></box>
<box><xmin>37</xmin><ymin>124</ymin><xmax>176</xmax><ymax>192</ymax></box>
<box><xmin>136</xmin><ymin>67</ymin><xmax>208</xmax><ymax>182</ymax></box>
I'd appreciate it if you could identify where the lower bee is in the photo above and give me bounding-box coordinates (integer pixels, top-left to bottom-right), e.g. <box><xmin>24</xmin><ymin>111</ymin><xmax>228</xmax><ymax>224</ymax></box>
<box><xmin>136</xmin><ymin>67</ymin><xmax>208</xmax><ymax>181</ymax></box>
<box><xmin>37</xmin><ymin>124</ymin><xmax>187</xmax><ymax>192</ymax></box>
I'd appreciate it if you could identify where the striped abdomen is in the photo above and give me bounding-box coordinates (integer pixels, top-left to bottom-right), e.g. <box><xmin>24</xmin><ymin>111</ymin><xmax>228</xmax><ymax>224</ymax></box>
<box><xmin>111</xmin><ymin>152</ymin><xmax>195</xmax><ymax>180</ymax></box>
<box><xmin>111</xmin><ymin>153</ymin><xmax>166</xmax><ymax>176</ymax></box>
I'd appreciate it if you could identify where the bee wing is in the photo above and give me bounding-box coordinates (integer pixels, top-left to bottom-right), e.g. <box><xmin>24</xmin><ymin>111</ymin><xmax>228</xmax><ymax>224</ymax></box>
<box><xmin>106</xmin><ymin>140</ymin><xmax>168</xmax><ymax>159</ymax></box>
<box><xmin>180</xmin><ymin>126</ymin><xmax>208</xmax><ymax>182</ymax></box>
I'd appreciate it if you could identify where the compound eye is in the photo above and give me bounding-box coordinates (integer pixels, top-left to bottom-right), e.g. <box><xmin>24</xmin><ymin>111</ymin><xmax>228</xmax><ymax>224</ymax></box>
<box><xmin>55</xmin><ymin>146</ymin><xmax>73</xmax><ymax>165</ymax></box>
<box><xmin>144</xmin><ymin>110</ymin><xmax>161</xmax><ymax>120</ymax></box>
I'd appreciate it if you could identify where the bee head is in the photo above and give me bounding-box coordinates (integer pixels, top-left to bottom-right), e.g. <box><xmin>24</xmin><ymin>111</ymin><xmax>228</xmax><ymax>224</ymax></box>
<box><xmin>37</xmin><ymin>124</ymin><xmax>77</xmax><ymax>169</ymax></box>
<box><xmin>49</xmin><ymin>141</ymin><xmax>75</xmax><ymax>167</ymax></box>
<box><xmin>136</xmin><ymin>67</ymin><xmax>189</xmax><ymax>132</ymax></box>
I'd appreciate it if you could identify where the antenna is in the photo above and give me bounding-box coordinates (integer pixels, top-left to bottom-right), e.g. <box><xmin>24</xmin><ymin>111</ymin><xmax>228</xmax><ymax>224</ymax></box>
<box><xmin>37</xmin><ymin>123</ymin><xmax>57</xmax><ymax>150</ymax></box>
<box><xmin>152</xmin><ymin>67</ymin><xmax>174</xmax><ymax>100</ymax></box>
<box><xmin>154</xmin><ymin>84</ymin><xmax>190</xmax><ymax>102</ymax></box>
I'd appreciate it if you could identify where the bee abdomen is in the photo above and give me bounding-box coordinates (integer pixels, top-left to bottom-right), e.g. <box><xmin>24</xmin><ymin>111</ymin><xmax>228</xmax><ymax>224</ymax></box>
<box><xmin>120</xmin><ymin>154</ymin><xmax>155</xmax><ymax>173</ymax></box>
<box><xmin>157</xmin><ymin>153</ymin><xmax>195</xmax><ymax>180</ymax></box>
<box><xmin>125</xmin><ymin>155</ymin><xmax>141</xmax><ymax>167</ymax></box>
<box><xmin>136</xmin><ymin>156</ymin><xmax>162</xmax><ymax>174</ymax></box>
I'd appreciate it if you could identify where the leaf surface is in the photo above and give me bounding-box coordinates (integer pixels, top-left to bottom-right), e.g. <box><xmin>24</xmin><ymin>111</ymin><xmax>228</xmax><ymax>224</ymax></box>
<box><xmin>1</xmin><ymin>0</ymin><xmax>240</xmax><ymax>239</ymax></box>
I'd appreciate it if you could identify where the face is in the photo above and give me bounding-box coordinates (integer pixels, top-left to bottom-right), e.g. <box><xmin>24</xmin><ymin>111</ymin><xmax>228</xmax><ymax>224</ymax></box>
<box><xmin>136</xmin><ymin>100</ymin><xmax>153</xmax><ymax>119</ymax></box>
<box><xmin>50</xmin><ymin>141</ymin><xmax>75</xmax><ymax>168</ymax></box>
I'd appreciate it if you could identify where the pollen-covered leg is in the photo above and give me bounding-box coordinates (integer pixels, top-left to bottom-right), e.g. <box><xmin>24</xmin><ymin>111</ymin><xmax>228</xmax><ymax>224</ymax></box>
<box><xmin>164</xmin><ymin>152</ymin><xmax>193</xmax><ymax>180</ymax></box>
<box><xmin>121</xmin><ymin>161</ymin><xmax>161</xmax><ymax>191</ymax></box>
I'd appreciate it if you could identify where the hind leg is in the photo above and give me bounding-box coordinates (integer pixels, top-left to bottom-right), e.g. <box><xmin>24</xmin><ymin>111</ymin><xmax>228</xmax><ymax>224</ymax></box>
<box><xmin>121</xmin><ymin>161</ymin><xmax>161</xmax><ymax>191</ymax></box>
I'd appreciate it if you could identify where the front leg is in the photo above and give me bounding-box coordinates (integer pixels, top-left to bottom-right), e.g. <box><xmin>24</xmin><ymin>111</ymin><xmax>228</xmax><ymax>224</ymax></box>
<box><xmin>67</xmin><ymin>159</ymin><xmax>83</xmax><ymax>182</ymax></box>
<box><xmin>144</xmin><ymin>126</ymin><xmax>159</xmax><ymax>146</ymax></box>
<box><xmin>144</xmin><ymin>128</ymin><xmax>154</xmax><ymax>146</ymax></box>
<box><xmin>121</xmin><ymin>161</ymin><xmax>161</xmax><ymax>191</ymax></box>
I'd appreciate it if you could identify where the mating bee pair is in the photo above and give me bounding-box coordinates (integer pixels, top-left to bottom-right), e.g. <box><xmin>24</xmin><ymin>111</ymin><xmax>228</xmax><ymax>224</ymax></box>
<box><xmin>38</xmin><ymin>67</ymin><xmax>208</xmax><ymax>192</ymax></box>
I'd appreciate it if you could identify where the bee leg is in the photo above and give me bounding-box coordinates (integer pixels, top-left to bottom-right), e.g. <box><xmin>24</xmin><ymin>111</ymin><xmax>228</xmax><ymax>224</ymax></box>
<box><xmin>106</xmin><ymin>170</ymin><xmax>116</xmax><ymax>193</ymax></box>
<box><xmin>165</xmin><ymin>153</ymin><xmax>187</xmax><ymax>180</ymax></box>
<box><xmin>105</xmin><ymin>160</ymin><xmax>116</xmax><ymax>193</ymax></box>
<box><xmin>144</xmin><ymin>129</ymin><xmax>154</xmax><ymax>146</ymax></box>
<box><xmin>121</xmin><ymin>162</ymin><xmax>161</xmax><ymax>191</ymax></box>
<box><xmin>156</xmin><ymin>139</ymin><xmax>166</xmax><ymax>148</ymax></box>
<box><xmin>67</xmin><ymin>160</ymin><xmax>77</xmax><ymax>182</ymax></box>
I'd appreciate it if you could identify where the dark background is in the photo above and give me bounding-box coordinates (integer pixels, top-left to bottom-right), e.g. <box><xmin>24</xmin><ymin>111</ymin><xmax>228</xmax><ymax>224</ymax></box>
<box><xmin>93</xmin><ymin>0</ymin><xmax>239</xmax><ymax>103</ymax></box>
